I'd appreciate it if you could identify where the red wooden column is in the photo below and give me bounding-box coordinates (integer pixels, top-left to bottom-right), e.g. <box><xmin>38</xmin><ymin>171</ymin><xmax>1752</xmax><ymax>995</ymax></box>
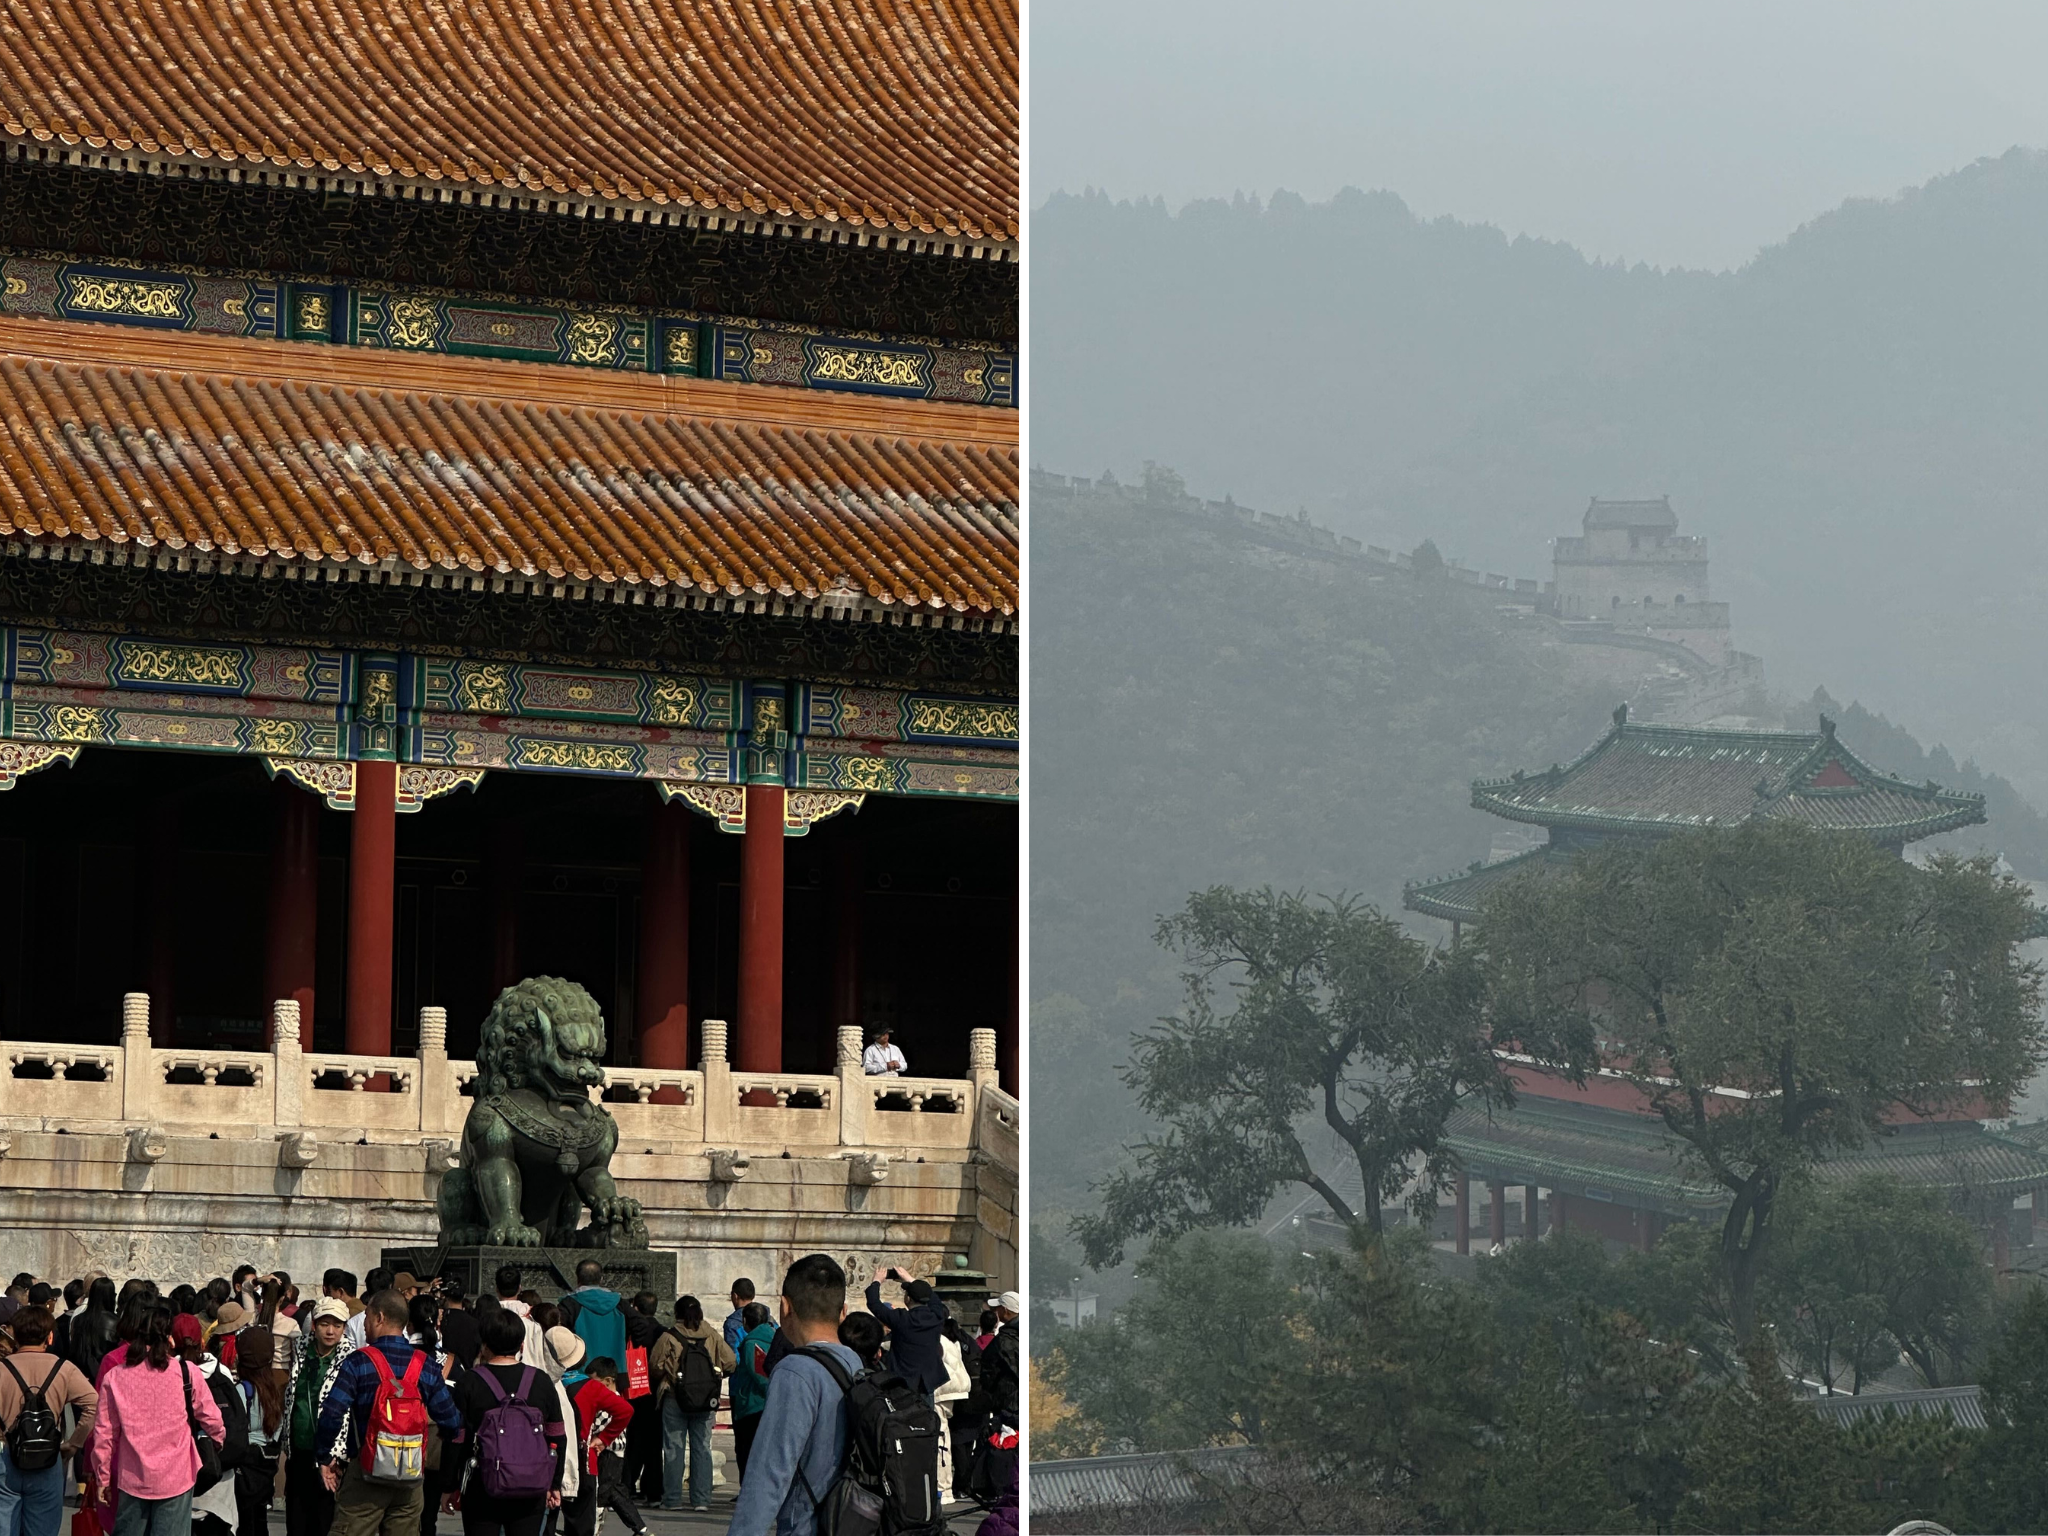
<box><xmin>1638</xmin><ymin>1209</ymin><xmax>1659</xmax><ymax>1253</ymax></box>
<box><xmin>1992</xmin><ymin>1204</ymin><xmax>2012</xmax><ymax>1275</ymax></box>
<box><xmin>737</xmin><ymin>784</ymin><xmax>786</xmax><ymax>1090</ymax></box>
<box><xmin>1489</xmin><ymin>1181</ymin><xmax>1507</xmax><ymax>1247</ymax></box>
<box><xmin>1552</xmin><ymin>1190</ymin><xmax>1570</xmax><ymax>1236</ymax></box>
<box><xmin>145</xmin><ymin>801</ymin><xmax>181</xmax><ymax>1046</ymax></box>
<box><xmin>636</xmin><ymin>797</ymin><xmax>691</xmax><ymax>1075</ymax></box>
<box><xmin>345</xmin><ymin>760</ymin><xmax>397</xmax><ymax>1061</ymax></box>
<box><xmin>1524</xmin><ymin>1185</ymin><xmax>1539</xmax><ymax>1242</ymax></box>
<box><xmin>262</xmin><ymin>778</ymin><xmax>320</xmax><ymax>1045</ymax></box>
<box><xmin>1454</xmin><ymin>1174</ymin><xmax>1470</xmax><ymax>1256</ymax></box>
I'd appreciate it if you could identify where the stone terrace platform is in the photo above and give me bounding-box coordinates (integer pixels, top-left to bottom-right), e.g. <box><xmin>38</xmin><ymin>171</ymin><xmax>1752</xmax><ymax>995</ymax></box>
<box><xmin>0</xmin><ymin>1001</ymin><xmax>1018</xmax><ymax>1295</ymax></box>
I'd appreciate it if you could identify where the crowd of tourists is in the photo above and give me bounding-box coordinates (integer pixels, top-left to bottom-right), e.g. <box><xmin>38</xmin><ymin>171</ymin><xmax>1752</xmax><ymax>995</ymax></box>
<box><xmin>0</xmin><ymin>1257</ymin><xmax>1021</xmax><ymax>1536</ymax></box>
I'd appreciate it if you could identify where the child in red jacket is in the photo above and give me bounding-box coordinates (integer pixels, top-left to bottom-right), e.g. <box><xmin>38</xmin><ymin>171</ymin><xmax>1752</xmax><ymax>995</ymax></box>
<box><xmin>568</xmin><ymin>1357</ymin><xmax>645</xmax><ymax>1536</ymax></box>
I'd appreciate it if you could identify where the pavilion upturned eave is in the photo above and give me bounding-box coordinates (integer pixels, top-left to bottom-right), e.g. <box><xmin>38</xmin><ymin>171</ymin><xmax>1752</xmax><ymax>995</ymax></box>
<box><xmin>1466</xmin><ymin>709</ymin><xmax>1985</xmax><ymax>847</ymax></box>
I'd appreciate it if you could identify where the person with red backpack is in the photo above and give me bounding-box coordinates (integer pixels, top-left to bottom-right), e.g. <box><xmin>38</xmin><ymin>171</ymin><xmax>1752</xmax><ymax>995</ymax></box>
<box><xmin>311</xmin><ymin>1290</ymin><xmax>463</xmax><ymax>1536</ymax></box>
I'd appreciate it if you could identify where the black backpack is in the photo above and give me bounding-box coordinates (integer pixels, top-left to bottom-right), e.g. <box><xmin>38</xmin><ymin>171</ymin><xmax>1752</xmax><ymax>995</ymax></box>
<box><xmin>671</xmin><ymin>1331</ymin><xmax>721</xmax><ymax>1413</ymax></box>
<box><xmin>2</xmin><ymin>1358</ymin><xmax>62</xmax><ymax>1471</ymax></box>
<box><xmin>796</xmin><ymin>1348</ymin><xmax>944</xmax><ymax>1536</ymax></box>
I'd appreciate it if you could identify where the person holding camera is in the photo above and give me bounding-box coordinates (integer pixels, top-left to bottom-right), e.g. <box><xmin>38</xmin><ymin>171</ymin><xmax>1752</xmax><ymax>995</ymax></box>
<box><xmin>862</xmin><ymin>1268</ymin><xmax>947</xmax><ymax>1404</ymax></box>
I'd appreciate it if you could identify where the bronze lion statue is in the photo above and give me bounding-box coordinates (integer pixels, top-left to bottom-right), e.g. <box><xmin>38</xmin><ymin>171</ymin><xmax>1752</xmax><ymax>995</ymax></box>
<box><xmin>436</xmin><ymin>977</ymin><xmax>648</xmax><ymax>1248</ymax></box>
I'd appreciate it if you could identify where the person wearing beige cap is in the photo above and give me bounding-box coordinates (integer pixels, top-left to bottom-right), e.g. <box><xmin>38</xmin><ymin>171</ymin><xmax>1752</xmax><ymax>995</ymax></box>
<box><xmin>543</xmin><ymin>1325</ymin><xmax>585</xmax><ymax>1378</ymax></box>
<box><xmin>211</xmin><ymin>1301</ymin><xmax>249</xmax><ymax>1370</ymax></box>
<box><xmin>283</xmin><ymin>1298</ymin><xmax>354</xmax><ymax>1536</ymax></box>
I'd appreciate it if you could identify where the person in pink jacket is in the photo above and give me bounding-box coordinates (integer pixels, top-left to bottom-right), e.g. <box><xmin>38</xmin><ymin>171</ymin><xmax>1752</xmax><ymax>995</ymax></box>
<box><xmin>88</xmin><ymin>1304</ymin><xmax>225</xmax><ymax>1536</ymax></box>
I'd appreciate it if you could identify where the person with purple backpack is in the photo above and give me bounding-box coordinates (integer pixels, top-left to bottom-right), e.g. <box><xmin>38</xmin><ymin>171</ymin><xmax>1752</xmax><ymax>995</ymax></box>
<box><xmin>441</xmin><ymin>1308</ymin><xmax>566</xmax><ymax>1536</ymax></box>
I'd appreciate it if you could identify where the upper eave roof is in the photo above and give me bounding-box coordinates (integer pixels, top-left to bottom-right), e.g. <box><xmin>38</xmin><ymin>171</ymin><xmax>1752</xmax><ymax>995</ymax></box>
<box><xmin>1448</xmin><ymin>1098</ymin><xmax>2048</xmax><ymax>1208</ymax></box>
<box><xmin>1584</xmin><ymin>496</ymin><xmax>1677</xmax><ymax>530</ymax></box>
<box><xmin>0</xmin><ymin>314</ymin><xmax>1018</xmax><ymax>622</ymax></box>
<box><xmin>0</xmin><ymin>0</ymin><xmax>1018</xmax><ymax>260</ymax></box>
<box><xmin>1471</xmin><ymin>709</ymin><xmax>1985</xmax><ymax>843</ymax></box>
<box><xmin>1404</xmin><ymin>847</ymin><xmax>1567</xmax><ymax>923</ymax></box>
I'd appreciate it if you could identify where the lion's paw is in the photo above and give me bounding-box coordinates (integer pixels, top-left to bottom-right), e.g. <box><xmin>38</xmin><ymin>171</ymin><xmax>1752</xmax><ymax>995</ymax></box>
<box><xmin>486</xmin><ymin>1222</ymin><xmax>543</xmax><ymax>1248</ymax></box>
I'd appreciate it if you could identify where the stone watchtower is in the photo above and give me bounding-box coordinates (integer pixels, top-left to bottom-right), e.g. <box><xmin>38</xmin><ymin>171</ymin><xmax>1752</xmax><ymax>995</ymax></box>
<box><xmin>1550</xmin><ymin>498</ymin><xmax>1731</xmax><ymax>667</ymax></box>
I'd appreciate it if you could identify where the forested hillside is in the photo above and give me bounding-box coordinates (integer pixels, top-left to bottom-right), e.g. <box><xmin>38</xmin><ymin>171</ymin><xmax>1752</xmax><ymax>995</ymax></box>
<box><xmin>1033</xmin><ymin>151</ymin><xmax>2048</xmax><ymax>800</ymax></box>
<box><xmin>1030</xmin><ymin>483</ymin><xmax>1615</xmax><ymax>1205</ymax></box>
<box><xmin>1032</xmin><ymin>481</ymin><xmax>2048</xmax><ymax>1208</ymax></box>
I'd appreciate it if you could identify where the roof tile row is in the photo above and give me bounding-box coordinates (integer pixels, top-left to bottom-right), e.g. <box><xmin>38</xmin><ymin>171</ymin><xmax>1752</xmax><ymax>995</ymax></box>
<box><xmin>0</xmin><ymin>0</ymin><xmax>1017</xmax><ymax>249</ymax></box>
<box><xmin>0</xmin><ymin>315</ymin><xmax>1018</xmax><ymax>616</ymax></box>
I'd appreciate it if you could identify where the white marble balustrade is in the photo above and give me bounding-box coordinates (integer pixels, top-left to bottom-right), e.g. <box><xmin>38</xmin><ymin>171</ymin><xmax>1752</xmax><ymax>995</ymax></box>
<box><xmin>0</xmin><ymin>998</ymin><xmax>1006</xmax><ymax>1162</ymax></box>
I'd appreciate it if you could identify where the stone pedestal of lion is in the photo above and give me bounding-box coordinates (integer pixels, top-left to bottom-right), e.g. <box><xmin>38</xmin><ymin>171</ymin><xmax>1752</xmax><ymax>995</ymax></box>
<box><xmin>385</xmin><ymin>977</ymin><xmax>677</xmax><ymax>1316</ymax></box>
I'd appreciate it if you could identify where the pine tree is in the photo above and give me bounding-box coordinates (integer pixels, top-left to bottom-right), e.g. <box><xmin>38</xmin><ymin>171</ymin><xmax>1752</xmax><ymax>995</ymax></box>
<box><xmin>1961</xmin><ymin>1285</ymin><xmax>2048</xmax><ymax>1532</ymax></box>
<box><xmin>1470</xmin><ymin>1327</ymin><xmax>1636</xmax><ymax>1533</ymax></box>
<box><xmin>1680</xmin><ymin>1341</ymin><xmax>1853</xmax><ymax>1533</ymax></box>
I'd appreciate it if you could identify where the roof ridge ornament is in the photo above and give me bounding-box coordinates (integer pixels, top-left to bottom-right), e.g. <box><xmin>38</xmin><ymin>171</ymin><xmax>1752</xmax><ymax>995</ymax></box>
<box><xmin>1613</xmin><ymin>702</ymin><xmax>1629</xmax><ymax>727</ymax></box>
<box><xmin>1819</xmin><ymin>712</ymin><xmax>1836</xmax><ymax>737</ymax></box>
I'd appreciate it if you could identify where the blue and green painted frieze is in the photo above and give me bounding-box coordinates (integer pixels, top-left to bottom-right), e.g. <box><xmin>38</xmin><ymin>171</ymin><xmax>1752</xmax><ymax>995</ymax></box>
<box><xmin>0</xmin><ymin>253</ymin><xmax>1016</xmax><ymax>408</ymax></box>
<box><xmin>0</xmin><ymin>628</ymin><xmax>1016</xmax><ymax>802</ymax></box>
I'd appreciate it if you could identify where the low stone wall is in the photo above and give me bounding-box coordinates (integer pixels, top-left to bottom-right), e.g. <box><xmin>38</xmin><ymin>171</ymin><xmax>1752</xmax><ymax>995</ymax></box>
<box><xmin>0</xmin><ymin>1001</ymin><xmax>1020</xmax><ymax>1294</ymax></box>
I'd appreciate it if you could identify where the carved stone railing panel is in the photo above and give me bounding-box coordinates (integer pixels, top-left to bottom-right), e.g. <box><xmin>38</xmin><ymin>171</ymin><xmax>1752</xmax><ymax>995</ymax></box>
<box><xmin>158</xmin><ymin>1051</ymin><xmax>269</xmax><ymax>1087</ymax></box>
<box><xmin>867</xmin><ymin>1074</ymin><xmax>975</xmax><ymax>1148</ymax></box>
<box><xmin>0</xmin><ymin>1041</ymin><xmax>124</xmax><ymax>1121</ymax></box>
<box><xmin>732</xmin><ymin>1075</ymin><xmax>835</xmax><ymax>1111</ymax></box>
<box><xmin>303</xmin><ymin>1055</ymin><xmax>418</xmax><ymax>1093</ymax></box>
<box><xmin>301</xmin><ymin>1052</ymin><xmax>420</xmax><ymax>1132</ymax></box>
<box><xmin>729</xmin><ymin>1072</ymin><xmax>841</xmax><ymax>1145</ymax></box>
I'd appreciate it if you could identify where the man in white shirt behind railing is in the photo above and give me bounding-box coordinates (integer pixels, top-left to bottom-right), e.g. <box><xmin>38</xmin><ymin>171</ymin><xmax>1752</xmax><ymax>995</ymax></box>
<box><xmin>861</xmin><ymin>1028</ymin><xmax>907</xmax><ymax>1077</ymax></box>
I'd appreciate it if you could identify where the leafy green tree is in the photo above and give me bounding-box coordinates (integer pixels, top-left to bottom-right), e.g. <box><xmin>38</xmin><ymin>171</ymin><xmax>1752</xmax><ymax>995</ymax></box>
<box><xmin>1486</xmin><ymin>821</ymin><xmax>2043</xmax><ymax>1344</ymax></box>
<box><xmin>1051</xmin><ymin>1227</ymin><xmax>1304</xmax><ymax>1452</ymax></box>
<box><xmin>1471</xmin><ymin>1326</ymin><xmax>1638</xmax><ymax>1534</ymax></box>
<box><xmin>1409</xmin><ymin>539</ymin><xmax>1446</xmax><ymax>579</ymax></box>
<box><xmin>1840</xmin><ymin>1409</ymin><xmax>1972</xmax><ymax>1535</ymax></box>
<box><xmin>1960</xmin><ymin>1282</ymin><xmax>2048</xmax><ymax>1531</ymax></box>
<box><xmin>1474</xmin><ymin>1236</ymin><xmax>1709</xmax><ymax>1529</ymax></box>
<box><xmin>1073</xmin><ymin>889</ymin><xmax>1545</xmax><ymax>1265</ymax></box>
<box><xmin>1762</xmin><ymin>1174</ymin><xmax>1993</xmax><ymax>1391</ymax></box>
<box><xmin>1680</xmin><ymin>1341</ymin><xmax>1855</xmax><ymax>1533</ymax></box>
<box><xmin>1269</xmin><ymin>1228</ymin><xmax>1495</xmax><ymax>1520</ymax></box>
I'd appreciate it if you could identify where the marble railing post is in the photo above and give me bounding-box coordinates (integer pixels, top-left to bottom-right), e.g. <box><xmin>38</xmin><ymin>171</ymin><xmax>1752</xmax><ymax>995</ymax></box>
<box><xmin>417</xmin><ymin>1007</ymin><xmax>454</xmax><ymax>1134</ymax></box>
<box><xmin>272</xmin><ymin>1000</ymin><xmax>304</xmax><ymax>1128</ymax></box>
<box><xmin>120</xmin><ymin>992</ymin><xmax>153</xmax><ymax>1122</ymax></box>
<box><xmin>837</xmin><ymin>1025</ymin><xmax>869</xmax><ymax>1146</ymax></box>
<box><xmin>968</xmin><ymin>1027</ymin><xmax>999</xmax><ymax>1106</ymax></box>
<box><xmin>700</xmin><ymin>1020</ymin><xmax>733</xmax><ymax>1142</ymax></box>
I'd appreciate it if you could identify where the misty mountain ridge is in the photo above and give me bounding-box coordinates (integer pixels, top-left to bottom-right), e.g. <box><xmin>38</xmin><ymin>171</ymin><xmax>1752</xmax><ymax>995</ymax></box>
<box><xmin>1027</xmin><ymin>473</ymin><xmax>2048</xmax><ymax>1205</ymax></box>
<box><xmin>1033</xmin><ymin>147</ymin><xmax>2048</xmax><ymax>801</ymax></box>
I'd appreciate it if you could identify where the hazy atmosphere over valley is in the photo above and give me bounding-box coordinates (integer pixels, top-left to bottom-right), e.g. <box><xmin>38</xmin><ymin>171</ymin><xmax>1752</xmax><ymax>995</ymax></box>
<box><xmin>1030</xmin><ymin>0</ymin><xmax>2048</xmax><ymax>1243</ymax></box>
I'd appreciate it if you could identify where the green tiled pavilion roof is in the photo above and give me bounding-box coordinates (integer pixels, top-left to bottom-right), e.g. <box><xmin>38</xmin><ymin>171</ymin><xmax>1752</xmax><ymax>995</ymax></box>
<box><xmin>1404</xmin><ymin>847</ymin><xmax>1571</xmax><ymax>923</ymax></box>
<box><xmin>1469</xmin><ymin>709</ymin><xmax>1984</xmax><ymax>842</ymax></box>
<box><xmin>1448</xmin><ymin>1098</ymin><xmax>2048</xmax><ymax>1213</ymax></box>
<box><xmin>1447</xmin><ymin>1098</ymin><xmax>1725</xmax><ymax>1213</ymax></box>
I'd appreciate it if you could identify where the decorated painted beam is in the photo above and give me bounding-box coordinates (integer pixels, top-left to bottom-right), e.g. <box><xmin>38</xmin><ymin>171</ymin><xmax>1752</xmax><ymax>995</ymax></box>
<box><xmin>0</xmin><ymin>254</ymin><xmax>1017</xmax><ymax>408</ymax></box>
<box><xmin>0</xmin><ymin>626</ymin><xmax>1017</xmax><ymax>804</ymax></box>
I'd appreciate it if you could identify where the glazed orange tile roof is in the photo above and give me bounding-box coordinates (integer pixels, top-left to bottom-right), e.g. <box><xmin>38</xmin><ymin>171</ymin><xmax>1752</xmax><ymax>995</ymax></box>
<box><xmin>0</xmin><ymin>0</ymin><xmax>1018</xmax><ymax>255</ymax></box>
<box><xmin>0</xmin><ymin>314</ymin><xmax>1019</xmax><ymax>620</ymax></box>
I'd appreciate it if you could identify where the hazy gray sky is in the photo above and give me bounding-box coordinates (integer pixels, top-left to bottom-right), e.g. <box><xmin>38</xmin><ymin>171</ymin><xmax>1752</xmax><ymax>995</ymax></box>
<box><xmin>1031</xmin><ymin>1</ymin><xmax>2048</xmax><ymax>271</ymax></box>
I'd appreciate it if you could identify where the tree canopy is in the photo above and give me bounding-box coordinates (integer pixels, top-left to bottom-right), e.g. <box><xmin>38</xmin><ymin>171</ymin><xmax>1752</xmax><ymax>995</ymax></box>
<box><xmin>1484</xmin><ymin>820</ymin><xmax>2044</xmax><ymax>1341</ymax></box>
<box><xmin>1072</xmin><ymin>887</ymin><xmax>1561</xmax><ymax>1267</ymax></box>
